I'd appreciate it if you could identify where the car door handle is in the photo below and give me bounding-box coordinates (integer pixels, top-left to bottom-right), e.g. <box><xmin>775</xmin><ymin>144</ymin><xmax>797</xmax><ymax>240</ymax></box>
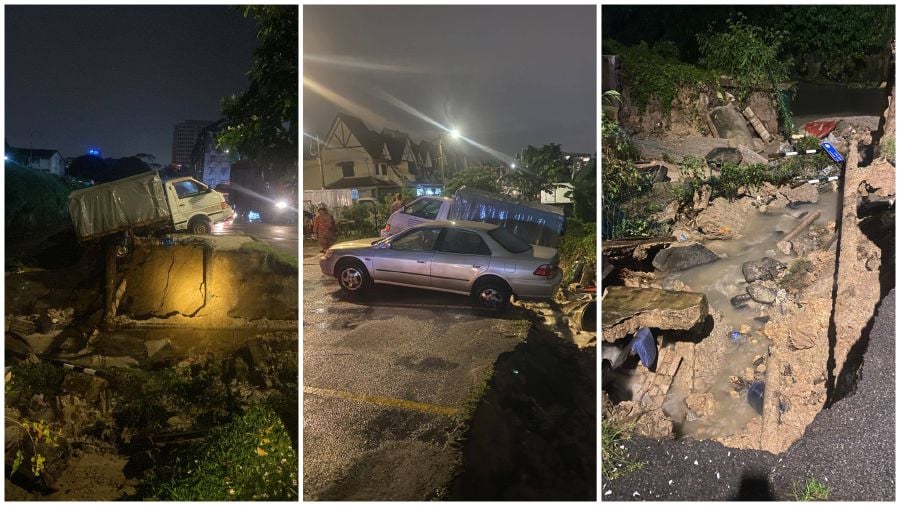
<box><xmin>472</xmin><ymin>265</ymin><xmax>482</xmax><ymax>268</ymax></box>
<box><xmin>417</xmin><ymin>260</ymin><xmax>426</xmax><ymax>263</ymax></box>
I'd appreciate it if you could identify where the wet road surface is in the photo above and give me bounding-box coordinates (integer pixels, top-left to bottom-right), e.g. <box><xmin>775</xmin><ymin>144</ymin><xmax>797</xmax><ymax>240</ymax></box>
<box><xmin>302</xmin><ymin>249</ymin><xmax>529</xmax><ymax>500</ymax></box>
<box><xmin>212</xmin><ymin>219</ymin><xmax>298</xmax><ymax>255</ymax></box>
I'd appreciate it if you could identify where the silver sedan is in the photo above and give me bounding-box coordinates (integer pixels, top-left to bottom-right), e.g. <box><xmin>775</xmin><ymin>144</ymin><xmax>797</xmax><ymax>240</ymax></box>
<box><xmin>319</xmin><ymin>220</ymin><xmax>562</xmax><ymax>312</ymax></box>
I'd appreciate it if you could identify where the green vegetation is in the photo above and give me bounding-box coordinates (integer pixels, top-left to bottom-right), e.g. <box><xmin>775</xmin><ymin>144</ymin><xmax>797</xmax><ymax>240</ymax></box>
<box><xmin>605</xmin><ymin>40</ymin><xmax>718</xmax><ymax>115</ymax></box>
<box><xmin>790</xmin><ymin>477</ymin><xmax>830</xmax><ymax>501</ymax></box>
<box><xmin>141</xmin><ymin>406</ymin><xmax>298</xmax><ymax>500</ymax></box>
<box><xmin>601</xmin><ymin>116</ymin><xmax>666</xmax><ymax>239</ymax></box>
<box><xmin>601</xmin><ymin>417</ymin><xmax>643</xmax><ymax>481</ymax></box>
<box><xmin>559</xmin><ymin>218</ymin><xmax>597</xmax><ymax>275</ymax></box>
<box><xmin>779</xmin><ymin>258</ymin><xmax>812</xmax><ymax>292</ymax></box>
<box><xmin>239</xmin><ymin>241</ymin><xmax>299</xmax><ymax>271</ymax></box>
<box><xmin>880</xmin><ymin>136</ymin><xmax>895</xmax><ymax>161</ymax></box>
<box><xmin>6</xmin><ymin>362</ymin><xmax>66</xmax><ymax>412</ymax></box>
<box><xmin>218</xmin><ymin>6</ymin><xmax>297</xmax><ymax>176</ymax></box>
<box><xmin>8</xmin><ymin>418</ymin><xmax>61</xmax><ymax>479</ymax></box>
<box><xmin>5</xmin><ymin>166</ymin><xmax>80</xmax><ymax>239</ymax></box>
<box><xmin>697</xmin><ymin>15</ymin><xmax>789</xmax><ymax>103</ymax></box>
<box><xmin>444</xmin><ymin>165</ymin><xmax>502</xmax><ymax>196</ymax></box>
<box><xmin>335</xmin><ymin>201</ymin><xmax>388</xmax><ymax>241</ymax></box>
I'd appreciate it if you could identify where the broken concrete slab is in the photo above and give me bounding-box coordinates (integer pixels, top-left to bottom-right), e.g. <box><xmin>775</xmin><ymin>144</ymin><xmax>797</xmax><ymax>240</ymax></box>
<box><xmin>652</xmin><ymin>243</ymin><xmax>719</xmax><ymax>272</ymax></box>
<box><xmin>601</xmin><ymin>286</ymin><xmax>709</xmax><ymax>342</ymax></box>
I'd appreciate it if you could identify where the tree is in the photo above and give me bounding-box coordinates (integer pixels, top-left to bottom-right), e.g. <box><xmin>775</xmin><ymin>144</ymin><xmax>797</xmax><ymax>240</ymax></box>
<box><xmin>506</xmin><ymin>143</ymin><xmax>570</xmax><ymax>201</ymax></box>
<box><xmin>569</xmin><ymin>157</ymin><xmax>596</xmax><ymax>222</ymax></box>
<box><xmin>67</xmin><ymin>155</ymin><xmax>150</xmax><ymax>183</ymax></box>
<box><xmin>444</xmin><ymin>165</ymin><xmax>502</xmax><ymax>196</ymax></box>
<box><xmin>218</xmin><ymin>6</ymin><xmax>297</xmax><ymax>180</ymax></box>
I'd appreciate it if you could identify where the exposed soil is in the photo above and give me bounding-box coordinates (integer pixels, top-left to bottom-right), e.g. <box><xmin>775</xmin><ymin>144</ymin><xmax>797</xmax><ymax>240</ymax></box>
<box><xmin>5</xmin><ymin>236</ymin><xmax>299</xmax><ymax>500</ymax></box>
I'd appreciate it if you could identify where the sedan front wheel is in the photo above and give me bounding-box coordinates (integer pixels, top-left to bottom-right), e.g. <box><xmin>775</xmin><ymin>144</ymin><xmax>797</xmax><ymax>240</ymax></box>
<box><xmin>337</xmin><ymin>261</ymin><xmax>371</xmax><ymax>296</ymax></box>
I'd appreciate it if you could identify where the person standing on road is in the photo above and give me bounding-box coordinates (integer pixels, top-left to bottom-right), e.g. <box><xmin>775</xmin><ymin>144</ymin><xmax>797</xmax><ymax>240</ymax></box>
<box><xmin>390</xmin><ymin>193</ymin><xmax>405</xmax><ymax>214</ymax></box>
<box><xmin>313</xmin><ymin>202</ymin><xmax>337</xmax><ymax>252</ymax></box>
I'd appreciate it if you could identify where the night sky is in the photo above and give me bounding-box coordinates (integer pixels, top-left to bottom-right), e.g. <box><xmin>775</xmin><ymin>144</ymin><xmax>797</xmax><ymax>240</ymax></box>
<box><xmin>5</xmin><ymin>5</ymin><xmax>257</xmax><ymax>162</ymax></box>
<box><xmin>303</xmin><ymin>5</ymin><xmax>596</xmax><ymax>160</ymax></box>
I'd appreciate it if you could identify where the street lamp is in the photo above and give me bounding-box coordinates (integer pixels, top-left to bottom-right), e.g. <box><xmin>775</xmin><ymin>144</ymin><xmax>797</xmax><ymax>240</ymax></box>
<box><xmin>510</xmin><ymin>163</ymin><xmax>516</xmax><ymax>169</ymax></box>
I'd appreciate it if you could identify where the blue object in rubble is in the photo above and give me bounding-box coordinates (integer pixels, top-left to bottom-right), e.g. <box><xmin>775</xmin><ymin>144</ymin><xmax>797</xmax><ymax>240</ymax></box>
<box><xmin>821</xmin><ymin>141</ymin><xmax>845</xmax><ymax>164</ymax></box>
<box><xmin>748</xmin><ymin>381</ymin><xmax>765</xmax><ymax>414</ymax></box>
<box><xmin>729</xmin><ymin>330</ymin><xmax>743</xmax><ymax>343</ymax></box>
<box><xmin>631</xmin><ymin>327</ymin><xmax>657</xmax><ymax>368</ymax></box>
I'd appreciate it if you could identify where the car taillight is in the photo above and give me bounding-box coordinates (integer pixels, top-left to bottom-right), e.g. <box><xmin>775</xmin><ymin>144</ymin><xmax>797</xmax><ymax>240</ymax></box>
<box><xmin>533</xmin><ymin>264</ymin><xmax>555</xmax><ymax>277</ymax></box>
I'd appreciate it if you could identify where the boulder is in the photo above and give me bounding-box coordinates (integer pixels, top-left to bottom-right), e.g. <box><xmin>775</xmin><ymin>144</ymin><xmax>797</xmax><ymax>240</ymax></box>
<box><xmin>742</xmin><ymin>257</ymin><xmax>787</xmax><ymax>283</ymax></box>
<box><xmin>710</xmin><ymin>104</ymin><xmax>755</xmax><ymax>146</ymax></box>
<box><xmin>602</xmin><ymin>285</ymin><xmax>709</xmax><ymax>342</ymax></box>
<box><xmin>747</xmin><ymin>282</ymin><xmax>777</xmax><ymax>305</ymax></box>
<box><xmin>730</xmin><ymin>293</ymin><xmax>754</xmax><ymax>309</ymax></box>
<box><xmin>705</xmin><ymin>147</ymin><xmax>742</xmax><ymax>167</ymax></box>
<box><xmin>652</xmin><ymin>243</ymin><xmax>719</xmax><ymax>272</ymax></box>
<box><xmin>695</xmin><ymin>197</ymin><xmax>754</xmax><ymax>239</ymax></box>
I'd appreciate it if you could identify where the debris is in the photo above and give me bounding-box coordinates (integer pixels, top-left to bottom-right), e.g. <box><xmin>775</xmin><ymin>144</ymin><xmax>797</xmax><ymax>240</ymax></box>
<box><xmin>630</xmin><ymin>327</ymin><xmax>657</xmax><ymax>368</ymax></box>
<box><xmin>748</xmin><ymin>381</ymin><xmax>765</xmax><ymax>414</ymax></box>
<box><xmin>804</xmin><ymin>120</ymin><xmax>837</xmax><ymax>139</ymax></box>
<box><xmin>747</xmin><ymin>282</ymin><xmax>777</xmax><ymax>305</ymax></box>
<box><xmin>742</xmin><ymin>257</ymin><xmax>786</xmax><ymax>283</ymax></box>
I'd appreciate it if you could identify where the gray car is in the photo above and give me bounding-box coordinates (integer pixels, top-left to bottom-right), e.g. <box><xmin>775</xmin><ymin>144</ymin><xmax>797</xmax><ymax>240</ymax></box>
<box><xmin>319</xmin><ymin>220</ymin><xmax>562</xmax><ymax>312</ymax></box>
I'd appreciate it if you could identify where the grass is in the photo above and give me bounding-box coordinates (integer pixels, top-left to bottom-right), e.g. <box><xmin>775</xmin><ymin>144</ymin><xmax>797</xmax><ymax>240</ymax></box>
<box><xmin>790</xmin><ymin>478</ymin><xmax>830</xmax><ymax>501</ymax></box>
<box><xmin>601</xmin><ymin>417</ymin><xmax>644</xmax><ymax>481</ymax></box>
<box><xmin>140</xmin><ymin>405</ymin><xmax>298</xmax><ymax>500</ymax></box>
<box><xmin>239</xmin><ymin>241</ymin><xmax>299</xmax><ymax>271</ymax></box>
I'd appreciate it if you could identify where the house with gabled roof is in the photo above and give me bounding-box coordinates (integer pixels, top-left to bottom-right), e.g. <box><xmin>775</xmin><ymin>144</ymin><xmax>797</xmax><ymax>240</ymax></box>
<box><xmin>303</xmin><ymin>112</ymin><xmax>473</xmax><ymax>198</ymax></box>
<box><xmin>6</xmin><ymin>144</ymin><xmax>64</xmax><ymax>176</ymax></box>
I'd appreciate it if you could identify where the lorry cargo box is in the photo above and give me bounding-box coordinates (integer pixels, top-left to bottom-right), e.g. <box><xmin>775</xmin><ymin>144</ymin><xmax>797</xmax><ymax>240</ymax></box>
<box><xmin>68</xmin><ymin>171</ymin><xmax>171</xmax><ymax>241</ymax></box>
<box><xmin>450</xmin><ymin>187</ymin><xmax>566</xmax><ymax>247</ymax></box>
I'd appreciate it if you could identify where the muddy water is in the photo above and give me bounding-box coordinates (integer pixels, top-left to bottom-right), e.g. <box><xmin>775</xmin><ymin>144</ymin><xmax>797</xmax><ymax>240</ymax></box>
<box><xmin>660</xmin><ymin>188</ymin><xmax>840</xmax><ymax>439</ymax></box>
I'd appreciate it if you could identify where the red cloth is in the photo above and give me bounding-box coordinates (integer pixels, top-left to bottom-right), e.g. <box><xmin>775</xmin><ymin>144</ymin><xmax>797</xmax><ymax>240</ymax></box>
<box><xmin>804</xmin><ymin>120</ymin><xmax>837</xmax><ymax>138</ymax></box>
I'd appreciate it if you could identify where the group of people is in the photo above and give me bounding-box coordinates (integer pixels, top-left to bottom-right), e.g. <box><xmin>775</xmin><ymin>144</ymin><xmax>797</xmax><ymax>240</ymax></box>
<box><xmin>311</xmin><ymin>193</ymin><xmax>407</xmax><ymax>252</ymax></box>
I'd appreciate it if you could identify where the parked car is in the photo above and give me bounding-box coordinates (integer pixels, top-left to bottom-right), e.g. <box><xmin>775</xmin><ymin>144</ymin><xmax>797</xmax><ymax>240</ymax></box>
<box><xmin>381</xmin><ymin>187</ymin><xmax>566</xmax><ymax>248</ymax></box>
<box><xmin>320</xmin><ymin>220</ymin><xmax>562</xmax><ymax>312</ymax></box>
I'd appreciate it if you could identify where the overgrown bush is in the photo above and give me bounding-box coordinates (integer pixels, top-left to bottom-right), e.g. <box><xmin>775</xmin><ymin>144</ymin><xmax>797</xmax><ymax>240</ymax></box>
<box><xmin>606</xmin><ymin>40</ymin><xmax>719</xmax><ymax>115</ymax></box>
<box><xmin>444</xmin><ymin>165</ymin><xmax>502</xmax><ymax>196</ymax></box>
<box><xmin>5</xmin><ymin>166</ymin><xmax>76</xmax><ymax>239</ymax></box>
<box><xmin>697</xmin><ymin>14</ymin><xmax>789</xmax><ymax>103</ymax></box>
<box><xmin>559</xmin><ymin>218</ymin><xmax>596</xmax><ymax>274</ymax></box>
<box><xmin>6</xmin><ymin>362</ymin><xmax>66</xmax><ymax>413</ymax></box>
<box><xmin>141</xmin><ymin>405</ymin><xmax>298</xmax><ymax>500</ymax></box>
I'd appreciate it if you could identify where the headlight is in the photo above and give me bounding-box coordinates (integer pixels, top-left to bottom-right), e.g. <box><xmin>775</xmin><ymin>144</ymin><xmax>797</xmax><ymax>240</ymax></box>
<box><xmin>275</xmin><ymin>201</ymin><xmax>288</xmax><ymax>209</ymax></box>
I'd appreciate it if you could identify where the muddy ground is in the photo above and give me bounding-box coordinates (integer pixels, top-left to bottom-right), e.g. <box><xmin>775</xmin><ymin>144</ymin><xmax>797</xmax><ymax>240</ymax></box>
<box><xmin>5</xmin><ymin>230</ymin><xmax>299</xmax><ymax>500</ymax></box>
<box><xmin>302</xmin><ymin>245</ymin><xmax>596</xmax><ymax>500</ymax></box>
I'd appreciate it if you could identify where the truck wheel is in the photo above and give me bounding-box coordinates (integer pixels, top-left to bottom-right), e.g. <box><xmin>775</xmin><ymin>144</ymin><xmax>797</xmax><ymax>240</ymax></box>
<box><xmin>336</xmin><ymin>260</ymin><xmax>371</xmax><ymax>296</ymax></box>
<box><xmin>472</xmin><ymin>279</ymin><xmax>511</xmax><ymax>314</ymax></box>
<box><xmin>189</xmin><ymin>217</ymin><xmax>211</xmax><ymax>235</ymax></box>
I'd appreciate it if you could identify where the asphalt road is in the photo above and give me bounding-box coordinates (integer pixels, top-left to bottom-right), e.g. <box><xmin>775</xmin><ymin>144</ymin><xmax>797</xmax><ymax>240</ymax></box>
<box><xmin>604</xmin><ymin>289</ymin><xmax>895</xmax><ymax>500</ymax></box>
<box><xmin>302</xmin><ymin>249</ymin><xmax>529</xmax><ymax>500</ymax></box>
<box><xmin>212</xmin><ymin>219</ymin><xmax>298</xmax><ymax>255</ymax></box>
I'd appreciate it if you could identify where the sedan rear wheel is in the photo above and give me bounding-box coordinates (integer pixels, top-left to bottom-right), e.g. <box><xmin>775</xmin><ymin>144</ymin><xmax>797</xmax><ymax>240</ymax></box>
<box><xmin>473</xmin><ymin>280</ymin><xmax>511</xmax><ymax>314</ymax></box>
<box><xmin>337</xmin><ymin>261</ymin><xmax>371</xmax><ymax>296</ymax></box>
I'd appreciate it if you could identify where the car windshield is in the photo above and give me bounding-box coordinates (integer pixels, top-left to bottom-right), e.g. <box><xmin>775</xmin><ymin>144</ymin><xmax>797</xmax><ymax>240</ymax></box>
<box><xmin>487</xmin><ymin>227</ymin><xmax>531</xmax><ymax>253</ymax></box>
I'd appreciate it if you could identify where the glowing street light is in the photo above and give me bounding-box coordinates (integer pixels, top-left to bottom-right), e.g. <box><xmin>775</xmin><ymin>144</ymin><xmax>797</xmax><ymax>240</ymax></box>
<box><xmin>510</xmin><ymin>163</ymin><xmax>516</xmax><ymax>169</ymax></box>
<box><xmin>450</xmin><ymin>128</ymin><xmax>461</xmax><ymax>139</ymax></box>
<box><xmin>439</xmin><ymin>128</ymin><xmax>462</xmax><ymax>189</ymax></box>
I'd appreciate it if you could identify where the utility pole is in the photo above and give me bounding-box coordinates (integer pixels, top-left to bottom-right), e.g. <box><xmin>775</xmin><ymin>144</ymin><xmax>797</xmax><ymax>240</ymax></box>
<box><xmin>316</xmin><ymin>135</ymin><xmax>325</xmax><ymax>190</ymax></box>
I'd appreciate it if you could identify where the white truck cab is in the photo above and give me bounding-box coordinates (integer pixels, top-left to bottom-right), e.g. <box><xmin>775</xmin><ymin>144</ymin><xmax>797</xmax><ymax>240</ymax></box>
<box><xmin>163</xmin><ymin>176</ymin><xmax>234</xmax><ymax>234</ymax></box>
<box><xmin>380</xmin><ymin>196</ymin><xmax>452</xmax><ymax>237</ymax></box>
